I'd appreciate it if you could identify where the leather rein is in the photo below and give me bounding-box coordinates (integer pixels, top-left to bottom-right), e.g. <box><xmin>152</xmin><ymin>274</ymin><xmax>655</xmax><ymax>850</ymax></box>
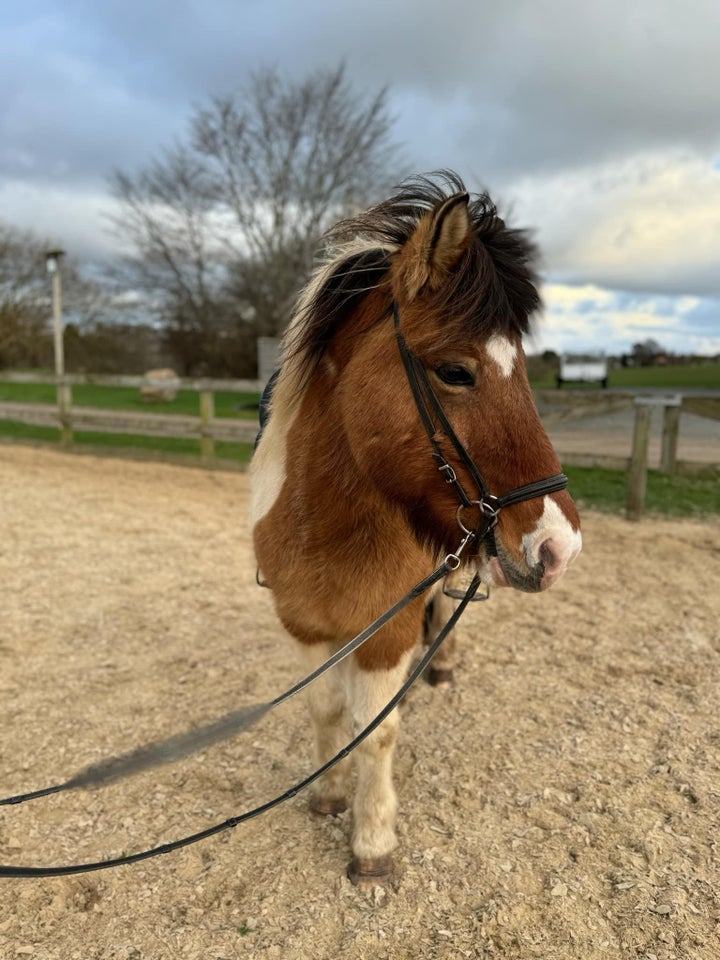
<box><xmin>0</xmin><ymin>302</ymin><xmax>568</xmax><ymax>878</ymax></box>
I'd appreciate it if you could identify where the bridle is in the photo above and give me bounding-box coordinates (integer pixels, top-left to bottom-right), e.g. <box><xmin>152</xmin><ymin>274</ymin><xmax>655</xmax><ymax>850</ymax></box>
<box><xmin>392</xmin><ymin>301</ymin><xmax>568</xmax><ymax>576</ymax></box>
<box><xmin>0</xmin><ymin>303</ymin><xmax>571</xmax><ymax>879</ymax></box>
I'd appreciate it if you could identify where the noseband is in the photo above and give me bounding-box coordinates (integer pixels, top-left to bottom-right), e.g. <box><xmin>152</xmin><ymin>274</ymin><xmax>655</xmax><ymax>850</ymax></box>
<box><xmin>393</xmin><ymin>302</ymin><xmax>568</xmax><ymax>560</ymax></box>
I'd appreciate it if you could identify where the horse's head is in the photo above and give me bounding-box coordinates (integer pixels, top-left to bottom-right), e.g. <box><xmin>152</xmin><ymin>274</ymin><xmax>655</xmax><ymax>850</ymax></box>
<box><xmin>326</xmin><ymin>176</ymin><xmax>581</xmax><ymax>593</ymax></box>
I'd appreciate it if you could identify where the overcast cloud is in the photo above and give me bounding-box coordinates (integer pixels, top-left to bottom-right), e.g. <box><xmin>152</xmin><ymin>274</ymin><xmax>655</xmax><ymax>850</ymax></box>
<box><xmin>1</xmin><ymin>0</ymin><xmax>719</xmax><ymax>355</ymax></box>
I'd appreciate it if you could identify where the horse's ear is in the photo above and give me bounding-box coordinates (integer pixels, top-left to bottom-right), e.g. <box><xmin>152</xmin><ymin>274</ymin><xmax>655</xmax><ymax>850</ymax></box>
<box><xmin>399</xmin><ymin>192</ymin><xmax>471</xmax><ymax>300</ymax></box>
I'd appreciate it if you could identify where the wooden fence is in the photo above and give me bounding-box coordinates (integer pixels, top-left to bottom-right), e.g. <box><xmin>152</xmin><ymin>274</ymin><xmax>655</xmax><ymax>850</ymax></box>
<box><xmin>535</xmin><ymin>388</ymin><xmax>720</xmax><ymax>519</ymax></box>
<box><xmin>2</xmin><ymin>373</ymin><xmax>719</xmax><ymax>519</ymax></box>
<box><xmin>0</xmin><ymin>372</ymin><xmax>262</xmax><ymax>464</ymax></box>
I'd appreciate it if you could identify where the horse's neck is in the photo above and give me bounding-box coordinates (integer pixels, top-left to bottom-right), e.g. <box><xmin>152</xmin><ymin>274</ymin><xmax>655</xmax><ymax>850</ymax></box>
<box><xmin>296</xmin><ymin>370</ymin><xmax>428</xmax><ymax>567</ymax></box>
<box><xmin>295</xmin><ymin>373</ymin><xmax>390</xmax><ymax>535</ymax></box>
<box><xmin>252</xmin><ymin>360</ymin><xmax>431</xmax><ymax>634</ymax></box>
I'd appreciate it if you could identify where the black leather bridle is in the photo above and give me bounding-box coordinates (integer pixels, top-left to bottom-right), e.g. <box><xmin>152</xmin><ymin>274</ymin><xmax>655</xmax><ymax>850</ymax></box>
<box><xmin>393</xmin><ymin>301</ymin><xmax>569</xmax><ymax>566</ymax></box>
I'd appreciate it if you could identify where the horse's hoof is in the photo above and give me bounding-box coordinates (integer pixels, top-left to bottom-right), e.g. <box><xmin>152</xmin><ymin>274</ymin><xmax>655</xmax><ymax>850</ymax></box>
<box><xmin>347</xmin><ymin>855</ymin><xmax>394</xmax><ymax>886</ymax></box>
<box><xmin>427</xmin><ymin>667</ymin><xmax>454</xmax><ymax>688</ymax></box>
<box><xmin>309</xmin><ymin>795</ymin><xmax>347</xmax><ymax>817</ymax></box>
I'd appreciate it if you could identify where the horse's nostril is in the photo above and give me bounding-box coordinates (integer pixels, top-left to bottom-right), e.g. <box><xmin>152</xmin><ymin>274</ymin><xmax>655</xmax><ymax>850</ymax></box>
<box><xmin>538</xmin><ymin>537</ymin><xmax>560</xmax><ymax>574</ymax></box>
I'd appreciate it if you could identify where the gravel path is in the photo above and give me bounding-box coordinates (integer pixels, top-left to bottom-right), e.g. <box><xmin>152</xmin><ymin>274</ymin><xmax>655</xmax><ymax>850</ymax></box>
<box><xmin>2</xmin><ymin>446</ymin><xmax>719</xmax><ymax>959</ymax></box>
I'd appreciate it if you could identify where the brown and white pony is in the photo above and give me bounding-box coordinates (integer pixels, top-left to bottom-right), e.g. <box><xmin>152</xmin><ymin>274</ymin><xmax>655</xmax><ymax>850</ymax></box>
<box><xmin>250</xmin><ymin>173</ymin><xmax>581</xmax><ymax>883</ymax></box>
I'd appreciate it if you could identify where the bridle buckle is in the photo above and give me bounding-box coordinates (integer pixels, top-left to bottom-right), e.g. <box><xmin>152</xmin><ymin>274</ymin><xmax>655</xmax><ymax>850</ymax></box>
<box><xmin>438</xmin><ymin>462</ymin><xmax>458</xmax><ymax>484</ymax></box>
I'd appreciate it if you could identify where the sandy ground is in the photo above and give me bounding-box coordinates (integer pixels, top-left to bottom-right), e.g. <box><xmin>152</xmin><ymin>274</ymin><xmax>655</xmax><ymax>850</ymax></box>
<box><xmin>1</xmin><ymin>445</ymin><xmax>720</xmax><ymax>960</ymax></box>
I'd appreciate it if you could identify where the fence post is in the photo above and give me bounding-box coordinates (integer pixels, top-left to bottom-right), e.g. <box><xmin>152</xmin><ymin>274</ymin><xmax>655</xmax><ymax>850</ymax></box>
<box><xmin>57</xmin><ymin>379</ymin><xmax>73</xmax><ymax>447</ymax></box>
<box><xmin>626</xmin><ymin>400</ymin><xmax>652</xmax><ymax>521</ymax></box>
<box><xmin>199</xmin><ymin>389</ymin><xmax>215</xmax><ymax>464</ymax></box>
<box><xmin>660</xmin><ymin>397</ymin><xmax>681</xmax><ymax>475</ymax></box>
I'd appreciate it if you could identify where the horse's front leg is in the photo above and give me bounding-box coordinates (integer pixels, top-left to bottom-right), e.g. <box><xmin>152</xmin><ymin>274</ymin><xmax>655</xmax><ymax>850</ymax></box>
<box><xmin>346</xmin><ymin>627</ymin><xmax>415</xmax><ymax>885</ymax></box>
<box><xmin>295</xmin><ymin>640</ymin><xmax>352</xmax><ymax>816</ymax></box>
<box><xmin>422</xmin><ymin>583</ymin><xmax>458</xmax><ymax>687</ymax></box>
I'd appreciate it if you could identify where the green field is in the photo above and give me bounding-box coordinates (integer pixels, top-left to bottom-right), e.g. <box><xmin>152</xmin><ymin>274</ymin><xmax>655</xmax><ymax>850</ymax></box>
<box><xmin>0</xmin><ymin>381</ymin><xmax>260</xmax><ymax>418</ymax></box>
<box><xmin>564</xmin><ymin>465</ymin><xmax>719</xmax><ymax>517</ymax></box>
<box><xmin>528</xmin><ymin>361</ymin><xmax>720</xmax><ymax>391</ymax></box>
<box><xmin>0</xmin><ymin>378</ymin><xmax>260</xmax><ymax>465</ymax></box>
<box><xmin>1</xmin><ymin>361</ymin><xmax>718</xmax><ymax>407</ymax></box>
<box><xmin>1</xmin><ymin>417</ymin><xmax>717</xmax><ymax>517</ymax></box>
<box><xmin>0</xmin><ymin>418</ymin><xmax>255</xmax><ymax>464</ymax></box>
<box><xmin>606</xmin><ymin>363</ymin><xmax>720</xmax><ymax>390</ymax></box>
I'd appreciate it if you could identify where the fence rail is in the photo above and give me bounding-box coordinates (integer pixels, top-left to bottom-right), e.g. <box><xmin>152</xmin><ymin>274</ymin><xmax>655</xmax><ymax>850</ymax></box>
<box><xmin>0</xmin><ymin>372</ymin><xmax>263</xmax><ymax>464</ymax></box>
<box><xmin>2</xmin><ymin>373</ymin><xmax>719</xmax><ymax>518</ymax></box>
<box><xmin>0</xmin><ymin>370</ymin><xmax>262</xmax><ymax>393</ymax></box>
<box><xmin>537</xmin><ymin>390</ymin><xmax>720</xmax><ymax>519</ymax></box>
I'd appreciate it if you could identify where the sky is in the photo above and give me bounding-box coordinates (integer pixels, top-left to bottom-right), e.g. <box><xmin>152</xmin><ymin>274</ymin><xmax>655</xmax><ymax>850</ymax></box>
<box><xmin>1</xmin><ymin>0</ymin><xmax>719</xmax><ymax>357</ymax></box>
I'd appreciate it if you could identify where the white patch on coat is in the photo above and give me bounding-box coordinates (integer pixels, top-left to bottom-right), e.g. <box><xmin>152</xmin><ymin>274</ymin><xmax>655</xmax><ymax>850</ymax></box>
<box><xmin>486</xmin><ymin>334</ymin><xmax>517</xmax><ymax>377</ymax></box>
<box><xmin>248</xmin><ymin>365</ymin><xmax>302</xmax><ymax>527</ymax></box>
<box><xmin>249</xmin><ymin>440</ymin><xmax>289</xmax><ymax>526</ymax></box>
<box><xmin>294</xmin><ymin>640</ymin><xmax>352</xmax><ymax>805</ymax></box>
<box><xmin>521</xmin><ymin>495</ymin><xmax>583</xmax><ymax>573</ymax></box>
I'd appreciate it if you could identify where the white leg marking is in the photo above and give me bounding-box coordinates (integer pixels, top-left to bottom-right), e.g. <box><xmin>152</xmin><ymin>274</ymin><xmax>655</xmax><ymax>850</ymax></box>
<box><xmin>297</xmin><ymin>642</ymin><xmax>352</xmax><ymax>806</ymax></box>
<box><xmin>347</xmin><ymin>651</ymin><xmax>412</xmax><ymax>861</ymax></box>
<box><xmin>486</xmin><ymin>334</ymin><xmax>517</xmax><ymax>378</ymax></box>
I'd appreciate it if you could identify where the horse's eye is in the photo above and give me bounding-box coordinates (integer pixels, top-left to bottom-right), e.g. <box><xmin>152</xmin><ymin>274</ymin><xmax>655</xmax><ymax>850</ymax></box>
<box><xmin>435</xmin><ymin>364</ymin><xmax>475</xmax><ymax>387</ymax></box>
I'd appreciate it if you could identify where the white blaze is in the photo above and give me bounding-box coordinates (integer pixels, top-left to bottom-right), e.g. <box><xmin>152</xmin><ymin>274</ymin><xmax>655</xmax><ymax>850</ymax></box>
<box><xmin>486</xmin><ymin>334</ymin><xmax>517</xmax><ymax>377</ymax></box>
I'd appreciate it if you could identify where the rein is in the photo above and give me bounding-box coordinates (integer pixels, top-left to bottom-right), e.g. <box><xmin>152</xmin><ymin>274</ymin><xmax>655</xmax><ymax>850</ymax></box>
<box><xmin>0</xmin><ymin>570</ymin><xmax>481</xmax><ymax>878</ymax></box>
<box><xmin>0</xmin><ymin>541</ymin><xmax>472</xmax><ymax>809</ymax></box>
<box><xmin>0</xmin><ymin>301</ymin><xmax>569</xmax><ymax>879</ymax></box>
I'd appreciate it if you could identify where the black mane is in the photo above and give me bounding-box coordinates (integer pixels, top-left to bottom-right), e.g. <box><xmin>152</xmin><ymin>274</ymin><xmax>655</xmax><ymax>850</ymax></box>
<box><xmin>289</xmin><ymin>171</ymin><xmax>541</xmax><ymax>373</ymax></box>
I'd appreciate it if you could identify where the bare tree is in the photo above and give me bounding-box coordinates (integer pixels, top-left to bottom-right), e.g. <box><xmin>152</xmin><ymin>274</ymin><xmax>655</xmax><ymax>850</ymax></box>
<box><xmin>0</xmin><ymin>223</ymin><xmax>48</xmax><ymax>367</ymax></box>
<box><xmin>111</xmin><ymin>63</ymin><xmax>401</xmax><ymax>375</ymax></box>
<box><xmin>0</xmin><ymin>221</ymin><xmax>105</xmax><ymax>369</ymax></box>
<box><xmin>110</xmin><ymin>145</ymin><xmax>227</xmax><ymax>374</ymax></box>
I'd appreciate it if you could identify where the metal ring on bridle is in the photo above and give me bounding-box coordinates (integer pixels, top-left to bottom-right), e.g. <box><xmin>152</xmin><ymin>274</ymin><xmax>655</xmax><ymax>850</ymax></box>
<box><xmin>456</xmin><ymin>499</ymin><xmax>499</xmax><ymax>536</ymax></box>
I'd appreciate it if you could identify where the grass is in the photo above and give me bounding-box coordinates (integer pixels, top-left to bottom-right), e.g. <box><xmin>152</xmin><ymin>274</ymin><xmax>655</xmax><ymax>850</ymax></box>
<box><xmin>564</xmin><ymin>464</ymin><xmax>720</xmax><ymax>517</ymax></box>
<box><xmin>0</xmin><ymin>419</ymin><xmax>255</xmax><ymax>464</ymax></box>
<box><xmin>1</xmin><ymin>361</ymin><xmax>718</xmax><ymax>410</ymax></box>
<box><xmin>0</xmin><ymin>380</ymin><xmax>260</xmax><ymax>418</ymax></box>
<box><xmin>529</xmin><ymin>361</ymin><xmax>720</xmax><ymax>391</ymax></box>
<box><xmin>608</xmin><ymin>363</ymin><xmax>720</xmax><ymax>390</ymax></box>
<box><xmin>2</xmin><ymin>368</ymin><xmax>718</xmax><ymax>516</ymax></box>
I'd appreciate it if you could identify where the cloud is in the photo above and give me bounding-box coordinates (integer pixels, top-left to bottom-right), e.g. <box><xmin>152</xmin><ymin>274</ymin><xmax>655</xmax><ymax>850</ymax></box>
<box><xmin>0</xmin><ymin>6</ymin><xmax>189</xmax><ymax>185</ymax></box>
<box><xmin>1</xmin><ymin>0</ymin><xmax>719</xmax><ymax>356</ymax></box>
<box><xmin>3</xmin><ymin>1</ymin><xmax>719</xmax><ymax>189</ymax></box>
<box><xmin>0</xmin><ymin>179</ymin><xmax>119</xmax><ymax>259</ymax></box>
<box><xmin>508</xmin><ymin>150</ymin><xmax>720</xmax><ymax>299</ymax></box>
<box><xmin>531</xmin><ymin>283</ymin><xmax>720</xmax><ymax>356</ymax></box>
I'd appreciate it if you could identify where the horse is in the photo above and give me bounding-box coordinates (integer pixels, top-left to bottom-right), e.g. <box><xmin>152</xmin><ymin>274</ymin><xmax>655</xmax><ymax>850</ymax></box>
<box><xmin>250</xmin><ymin>172</ymin><xmax>582</xmax><ymax>884</ymax></box>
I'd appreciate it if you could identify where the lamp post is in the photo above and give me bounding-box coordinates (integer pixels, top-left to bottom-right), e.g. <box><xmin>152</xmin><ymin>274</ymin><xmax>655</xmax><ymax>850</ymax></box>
<box><xmin>45</xmin><ymin>249</ymin><xmax>65</xmax><ymax>377</ymax></box>
<box><xmin>45</xmin><ymin>249</ymin><xmax>72</xmax><ymax>445</ymax></box>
